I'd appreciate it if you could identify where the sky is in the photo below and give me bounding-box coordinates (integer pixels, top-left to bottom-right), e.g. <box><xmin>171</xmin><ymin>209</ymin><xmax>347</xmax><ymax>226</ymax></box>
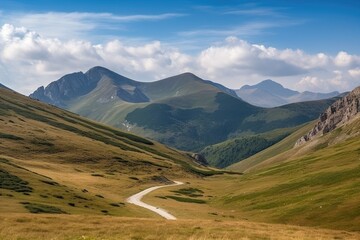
<box><xmin>0</xmin><ymin>0</ymin><xmax>359</xmax><ymax>94</ymax></box>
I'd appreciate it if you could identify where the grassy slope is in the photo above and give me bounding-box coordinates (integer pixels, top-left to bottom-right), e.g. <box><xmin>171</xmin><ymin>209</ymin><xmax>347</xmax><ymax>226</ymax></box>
<box><xmin>143</xmin><ymin>116</ymin><xmax>360</xmax><ymax>231</ymax></box>
<box><xmin>0</xmin><ymin>88</ymin><xmax>222</xmax><ymax>218</ymax></box>
<box><xmin>228</xmin><ymin>122</ymin><xmax>315</xmax><ymax>172</ymax></box>
<box><xmin>2</xmin><ymin>214</ymin><xmax>360</xmax><ymax>240</ymax></box>
<box><xmin>201</xmin><ymin>126</ymin><xmax>299</xmax><ymax>168</ymax></box>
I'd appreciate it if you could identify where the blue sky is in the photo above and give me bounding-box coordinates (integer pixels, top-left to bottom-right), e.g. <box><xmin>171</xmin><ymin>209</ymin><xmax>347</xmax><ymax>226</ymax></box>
<box><xmin>0</xmin><ymin>0</ymin><xmax>360</xmax><ymax>94</ymax></box>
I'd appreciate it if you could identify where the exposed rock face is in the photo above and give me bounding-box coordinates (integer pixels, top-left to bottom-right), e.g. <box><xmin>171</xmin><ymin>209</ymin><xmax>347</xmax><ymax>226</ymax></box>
<box><xmin>296</xmin><ymin>86</ymin><xmax>360</xmax><ymax>146</ymax></box>
<box><xmin>189</xmin><ymin>153</ymin><xmax>208</xmax><ymax>166</ymax></box>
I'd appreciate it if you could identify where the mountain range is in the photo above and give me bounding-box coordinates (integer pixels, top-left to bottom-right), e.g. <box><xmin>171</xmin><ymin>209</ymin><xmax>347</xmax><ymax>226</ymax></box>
<box><xmin>236</xmin><ymin>79</ymin><xmax>340</xmax><ymax>108</ymax></box>
<box><xmin>30</xmin><ymin>67</ymin><xmax>338</xmax><ymax>154</ymax></box>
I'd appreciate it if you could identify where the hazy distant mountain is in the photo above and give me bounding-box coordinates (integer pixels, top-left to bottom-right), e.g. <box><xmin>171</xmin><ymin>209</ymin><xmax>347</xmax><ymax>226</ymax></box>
<box><xmin>236</xmin><ymin>79</ymin><xmax>340</xmax><ymax>108</ymax></box>
<box><xmin>30</xmin><ymin>67</ymin><xmax>337</xmax><ymax>152</ymax></box>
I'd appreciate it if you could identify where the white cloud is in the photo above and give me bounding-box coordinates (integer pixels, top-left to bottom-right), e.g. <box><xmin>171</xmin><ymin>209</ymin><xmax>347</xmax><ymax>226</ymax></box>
<box><xmin>348</xmin><ymin>68</ymin><xmax>360</xmax><ymax>78</ymax></box>
<box><xmin>0</xmin><ymin>24</ymin><xmax>360</xmax><ymax>95</ymax></box>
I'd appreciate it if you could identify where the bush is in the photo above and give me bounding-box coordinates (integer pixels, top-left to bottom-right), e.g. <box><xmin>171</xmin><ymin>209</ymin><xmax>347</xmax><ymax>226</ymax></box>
<box><xmin>21</xmin><ymin>202</ymin><xmax>66</xmax><ymax>214</ymax></box>
<box><xmin>0</xmin><ymin>169</ymin><xmax>32</xmax><ymax>193</ymax></box>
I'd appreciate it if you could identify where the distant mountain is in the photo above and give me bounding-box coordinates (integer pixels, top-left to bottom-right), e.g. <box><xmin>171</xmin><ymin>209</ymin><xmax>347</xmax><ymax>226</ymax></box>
<box><xmin>236</xmin><ymin>79</ymin><xmax>340</xmax><ymax>108</ymax></box>
<box><xmin>30</xmin><ymin>67</ymin><xmax>337</xmax><ymax>152</ymax></box>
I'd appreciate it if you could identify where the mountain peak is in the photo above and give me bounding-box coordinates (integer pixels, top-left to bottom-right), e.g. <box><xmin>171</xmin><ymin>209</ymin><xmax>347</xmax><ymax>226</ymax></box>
<box><xmin>168</xmin><ymin>72</ymin><xmax>202</xmax><ymax>81</ymax></box>
<box><xmin>86</xmin><ymin>66</ymin><xmax>112</xmax><ymax>74</ymax></box>
<box><xmin>257</xmin><ymin>79</ymin><xmax>283</xmax><ymax>88</ymax></box>
<box><xmin>241</xmin><ymin>79</ymin><xmax>298</xmax><ymax>97</ymax></box>
<box><xmin>236</xmin><ymin>79</ymin><xmax>340</xmax><ymax>107</ymax></box>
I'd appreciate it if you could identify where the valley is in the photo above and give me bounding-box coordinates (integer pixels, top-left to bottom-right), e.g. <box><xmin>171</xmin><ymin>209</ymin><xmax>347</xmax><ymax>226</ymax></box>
<box><xmin>1</xmin><ymin>81</ymin><xmax>360</xmax><ymax>239</ymax></box>
<box><xmin>1</xmin><ymin>1</ymin><xmax>360</xmax><ymax>239</ymax></box>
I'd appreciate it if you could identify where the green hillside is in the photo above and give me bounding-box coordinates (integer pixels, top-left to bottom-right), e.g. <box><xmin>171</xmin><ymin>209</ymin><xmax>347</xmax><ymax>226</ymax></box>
<box><xmin>227</xmin><ymin>122</ymin><xmax>315</xmax><ymax>172</ymax></box>
<box><xmin>145</xmin><ymin>113</ymin><xmax>360</xmax><ymax>231</ymax></box>
<box><xmin>205</xmin><ymin>115</ymin><xmax>360</xmax><ymax>231</ymax></box>
<box><xmin>201</xmin><ymin>127</ymin><xmax>297</xmax><ymax>168</ymax></box>
<box><xmin>0</xmin><ymin>87</ymin><xmax>225</xmax><ymax>218</ymax></box>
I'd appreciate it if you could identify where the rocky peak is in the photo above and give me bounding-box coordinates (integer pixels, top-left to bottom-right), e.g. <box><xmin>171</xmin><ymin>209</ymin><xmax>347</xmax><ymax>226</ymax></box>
<box><xmin>296</xmin><ymin>86</ymin><xmax>360</xmax><ymax>146</ymax></box>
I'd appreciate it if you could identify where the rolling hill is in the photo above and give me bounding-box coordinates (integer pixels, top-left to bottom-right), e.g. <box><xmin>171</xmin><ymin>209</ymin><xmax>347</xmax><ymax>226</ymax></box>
<box><xmin>0</xmin><ymin>87</ymin><xmax>226</xmax><ymax>218</ymax></box>
<box><xmin>30</xmin><ymin>66</ymin><xmax>338</xmax><ymax>153</ymax></box>
<box><xmin>236</xmin><ymin>79</ymin><xmax>340</xmax><ymax>108</ymax></box>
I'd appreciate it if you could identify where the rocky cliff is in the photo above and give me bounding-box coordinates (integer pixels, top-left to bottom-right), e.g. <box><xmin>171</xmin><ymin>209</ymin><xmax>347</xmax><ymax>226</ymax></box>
<box><xmin>296</xmin><ymin>86</ymin><xmax>360</xmax><ymax>146</ymax></box>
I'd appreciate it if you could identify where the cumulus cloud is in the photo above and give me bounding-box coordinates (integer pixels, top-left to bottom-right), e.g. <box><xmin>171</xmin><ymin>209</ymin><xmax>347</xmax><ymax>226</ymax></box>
<box><xmin>197</xmin><ymin>38</ymin><xmax>306</xmax><ymax>79</ymax></box>
<box><xmin>0</xmin><ymin>24</ymin><xmax>360</xmax><ymax>94</ymax></box>
<box><xmin>348</xmin><ymin>68</ymin><xmax>360</xmax><ymax>78</ymax></box>
<box><xmin>334</xmin><ymin>51</ymin><xmax>359</xmax><ymax>67</ymax></box>
<box><xmin>0</xmin><ymin>24</ymin><xmax>191</xmax><ymax>93</ymax></box>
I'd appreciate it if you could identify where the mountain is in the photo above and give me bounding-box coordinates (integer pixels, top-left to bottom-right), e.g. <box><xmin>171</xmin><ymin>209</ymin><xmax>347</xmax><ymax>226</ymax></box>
<box><xmin>236</xmin><ymin>79</ymin><xmax>340</xmax><ymax>108</ymax></box>
<box><xmin>30</xmin><ymin>67</ymin><xmax>337</xmax><ymax>153</ymax></box>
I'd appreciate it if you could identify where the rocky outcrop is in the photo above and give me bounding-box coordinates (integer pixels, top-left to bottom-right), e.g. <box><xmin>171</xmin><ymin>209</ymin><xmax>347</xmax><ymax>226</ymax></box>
<box><xmin>188</xmin><ymin>153</ymin><xmax>208</xmax><ymax>166</ymax></box>
<box><xmin>296</xmin><ymin>86</ymin><xmax>360</xmax><ymax>146</ymax></box>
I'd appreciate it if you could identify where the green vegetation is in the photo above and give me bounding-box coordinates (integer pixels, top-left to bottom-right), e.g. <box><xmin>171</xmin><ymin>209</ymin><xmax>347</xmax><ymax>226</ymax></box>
<box><xmin>201</xmin><ymin>130</ymin><xmax>291</xmax><ymax>168</ymax></box>
<box><xmin>21</xmin><ymin>202</ymin><xmax>66</xmax><ymax>214</ymax></box>
<box><xmin>30</xmin><ymin>139</ymin><xmax>55</xmax><ymax>147</ymax></box>
<box><xmin>0</xmin><ymin>133</ymin><xmax>24</xmax><ymax>140</ymax></box>
<box><xmin>171</xmin><ymin>188</ymin><xmax>204</xmax><ymax>197</ymax></box>
<box><xmin>228</xmin><ymin>122</ymin><xmax>314</xmax><ymax>172</ymax></box>
<box><xmin>165</xmin><ymin>195</ymin><xmax>207</xmax><ymax>204</ymax></box>
<box><xmin>0</xmin><ymin>169</ymin><xmax>32</xmax><ymax>193</ymax></box>
<box><xmin>40</xmin><ymin>180</ymin><xmax>59</xmax><ymax>186</ymax></box>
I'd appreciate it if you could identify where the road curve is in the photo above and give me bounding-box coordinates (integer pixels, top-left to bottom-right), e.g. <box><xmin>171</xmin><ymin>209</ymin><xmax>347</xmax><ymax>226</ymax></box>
<box><xmin>127</xmin><ymin>181</ymin><xmax>183</xmax><ymax>220</ymax></box>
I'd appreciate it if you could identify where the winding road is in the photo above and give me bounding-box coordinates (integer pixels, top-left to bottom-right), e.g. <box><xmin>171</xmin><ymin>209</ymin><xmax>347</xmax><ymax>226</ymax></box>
<box><xmin>127</xmin><ymin>181</ymin><xmax>183</xmax><ymax>220</ymax></box>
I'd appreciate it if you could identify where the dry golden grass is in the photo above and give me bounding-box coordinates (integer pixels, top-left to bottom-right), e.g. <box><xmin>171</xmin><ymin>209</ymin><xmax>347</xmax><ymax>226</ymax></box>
<box><xmin>1</xmin><ymin>213</ymin><xmax>359</xmax><ymax>240</ymax></box>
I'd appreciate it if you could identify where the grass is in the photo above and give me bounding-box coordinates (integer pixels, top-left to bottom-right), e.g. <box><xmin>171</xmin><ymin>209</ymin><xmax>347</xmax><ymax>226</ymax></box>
<box><xmin>1</xmin><ymin>214</ymin><xmax>360</xmax><ymax>240</ymax></box>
